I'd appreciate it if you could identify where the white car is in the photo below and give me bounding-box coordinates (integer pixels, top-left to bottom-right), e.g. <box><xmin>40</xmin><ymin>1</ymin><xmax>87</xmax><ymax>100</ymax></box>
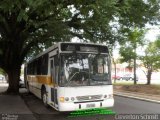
<box><xmin>0</xmin><ymin>75</ymin><xmax>5</xmax><ymax>81</ymax></box>
<box><xmin>120</xmin><ymin>74</ymin><xmax>138</xmax><ymax>81</ymax></box>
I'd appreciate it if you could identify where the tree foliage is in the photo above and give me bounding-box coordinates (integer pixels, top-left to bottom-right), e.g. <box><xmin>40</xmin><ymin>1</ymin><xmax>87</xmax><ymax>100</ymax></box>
<box><xmin>119</xmin><ymin>28</ymin><xmax>146</xmax><ymax>63</ymax></box>
<box><xmin>0</xmin><ymin>68</ymin><xmax>5</xmax><ymax>75</ymax></box>
<box><xmin>119</xmin><ymin>28</ymin><xmax>146</xmax><ymax>84</ymax></box>
<box><xmin>0</xmin><ymin>0</ymin><xmax>159</xmax><ymax>93</ymax></box>
<box><xmin>140</xmin><ymin>39</ymin><xmax>160</xmax><ymax>85</ymax></box>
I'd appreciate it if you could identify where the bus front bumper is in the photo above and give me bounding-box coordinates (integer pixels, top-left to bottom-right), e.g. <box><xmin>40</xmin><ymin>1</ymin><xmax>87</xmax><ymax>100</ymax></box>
<box><xmin>58</xmin><ymin>99</ymin><xmax>114</xmax><ymax>111</ymax></box>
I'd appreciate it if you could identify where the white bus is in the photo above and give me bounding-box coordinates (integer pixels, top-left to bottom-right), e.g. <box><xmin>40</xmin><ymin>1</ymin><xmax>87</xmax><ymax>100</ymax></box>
<box><xmin>24</xmin><ymin>42</ymin><xmax>114</xmax><ymax>111</ymax></box>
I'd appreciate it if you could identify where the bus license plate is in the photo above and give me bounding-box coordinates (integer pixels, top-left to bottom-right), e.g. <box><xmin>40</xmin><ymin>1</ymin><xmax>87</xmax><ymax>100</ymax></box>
<box><xmin>86</xmin><ymin>103</ymin><xmax>95</xmax><ymax>108</ymax></box>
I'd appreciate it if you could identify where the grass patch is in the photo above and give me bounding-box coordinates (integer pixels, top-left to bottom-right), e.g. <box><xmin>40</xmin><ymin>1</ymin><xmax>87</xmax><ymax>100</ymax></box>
<box><xmin>114</xmin><ymin>84</ymin><xmax>160</xmax><ymax>95</ymax></box>
<box><xmin>113</xmin><ymin>81</ymin><xmax>134</xmax><ymax>85</ymax></box>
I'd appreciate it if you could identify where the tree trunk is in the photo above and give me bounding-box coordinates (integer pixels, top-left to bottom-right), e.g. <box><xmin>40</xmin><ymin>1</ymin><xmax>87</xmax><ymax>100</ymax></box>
<box><xmin>146</xmin><ymin>69</ymin><xmax>152</xmax><ymax>85</ymax></box>
<box><xmin>133</xmin><ymin>55</ymin><xmax>137</xmax><ymax>85</ymax></box>
<box><xmin>112</xmin><ymin>58</ymin><xmax>117</xmax><ymax>84</ymax></box>
<box><xmin>114</xmin><ymin>63</ymin><xmax>117</xmax><ymax>84</ymax></box>
<box><xmin>6</xmin><ymin>67</ymin><xmax>21</xmax><ymax>94</ymax></box>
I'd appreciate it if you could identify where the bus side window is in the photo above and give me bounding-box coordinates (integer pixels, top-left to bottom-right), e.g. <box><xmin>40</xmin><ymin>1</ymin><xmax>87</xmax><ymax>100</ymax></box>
<box><xmin>54</xmin><ymin>55</ymin><xmax>59</xmax><ymax>85</ymax></box>
<box><xmin>50</xmin><ymin>59</ymin><xmax>54</xmax><ymax>84</ymax></box>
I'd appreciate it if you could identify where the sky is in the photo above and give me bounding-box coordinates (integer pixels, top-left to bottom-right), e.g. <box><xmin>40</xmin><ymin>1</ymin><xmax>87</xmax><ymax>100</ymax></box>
<box><xmin>145</xmin><ymin>26</ymin><xmax>160</xmax><ymax>41</ymax></box>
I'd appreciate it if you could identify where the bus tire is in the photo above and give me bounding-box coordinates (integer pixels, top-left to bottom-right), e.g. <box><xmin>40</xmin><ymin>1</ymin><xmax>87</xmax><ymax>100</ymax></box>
<box><xmin>26</xmin><ymin>82</ymin><xmax>31</xmax><ymax>93</ymax></box>
<box><xmin>41</xmin><ymin>87</ymin><xmax>49</xmax><ymax>107</ymax></box>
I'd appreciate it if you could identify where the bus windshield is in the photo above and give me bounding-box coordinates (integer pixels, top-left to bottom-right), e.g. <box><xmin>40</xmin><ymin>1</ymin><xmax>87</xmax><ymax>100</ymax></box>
<box><xmin>59</xmin><ymin>53</ymin><xmax>111</xmax><ymax>87</ymax></box>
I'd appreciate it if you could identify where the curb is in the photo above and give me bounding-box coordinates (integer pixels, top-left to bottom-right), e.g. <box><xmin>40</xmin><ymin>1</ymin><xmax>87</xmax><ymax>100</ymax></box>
<box><xmin>114</xmin><ymin>92</ymin><xmax>160</xmax><ymax>104</ymax></box>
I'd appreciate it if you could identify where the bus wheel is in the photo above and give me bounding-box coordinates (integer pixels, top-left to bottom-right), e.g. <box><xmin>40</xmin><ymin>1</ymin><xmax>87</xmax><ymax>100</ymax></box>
<box><xmin>41</xmin><ymin>88</ymin><xmax>49</xmax><ymax>107</ymax></box>
<box><xmin>26</xmin><ymin>82</ymin><xmax>31</xmax><ymax>93</ymax></box>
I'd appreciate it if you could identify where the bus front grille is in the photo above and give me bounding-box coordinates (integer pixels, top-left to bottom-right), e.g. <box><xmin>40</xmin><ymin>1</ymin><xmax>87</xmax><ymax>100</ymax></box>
<box><xmin>76</xmin><ymin>95</ymin><xmax>102</xmax><ymax>101</ymax></box>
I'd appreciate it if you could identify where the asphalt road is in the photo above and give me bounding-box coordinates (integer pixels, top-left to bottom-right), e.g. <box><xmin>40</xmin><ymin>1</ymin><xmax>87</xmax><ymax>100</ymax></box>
<box><xmin>113</xmin><ymin>96</ymin><xmax>160</xmax><ymax>114</ymax></box>
<box><xmin>20</xmin><ymin>91</ymin><xmax>160</xmax><ymax>120</ymax></box>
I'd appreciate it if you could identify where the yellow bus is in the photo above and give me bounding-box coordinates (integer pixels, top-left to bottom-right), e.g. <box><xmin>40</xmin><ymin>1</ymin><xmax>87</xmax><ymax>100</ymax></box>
<box><xmin>24</xmin><ymin>42</ymin><xmax>114</xmax><ymax>111</ymax></box>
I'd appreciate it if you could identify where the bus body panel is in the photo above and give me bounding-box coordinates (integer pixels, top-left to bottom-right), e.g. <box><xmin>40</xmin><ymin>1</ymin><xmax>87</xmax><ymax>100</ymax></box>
<box><xmin>57</xmin><ymin>85</ymin><xmax>114</xmax><ymax>111</ymax></box>
<box><xmin>24</xmin><ymin>42</ymin><xmax>114</xmax><ymax>111</ymax></box>
<box><xmin>58</xmin><ymin>99</ymin><xmax>114</xmax><ymax>111</ymax></box>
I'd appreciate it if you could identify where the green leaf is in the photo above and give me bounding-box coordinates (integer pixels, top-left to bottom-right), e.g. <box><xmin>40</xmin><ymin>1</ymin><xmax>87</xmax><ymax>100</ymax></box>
<box><xmin>17</xmin><ymin>10</ymin><xmax>28</xmax><ymax>22</ymax></box>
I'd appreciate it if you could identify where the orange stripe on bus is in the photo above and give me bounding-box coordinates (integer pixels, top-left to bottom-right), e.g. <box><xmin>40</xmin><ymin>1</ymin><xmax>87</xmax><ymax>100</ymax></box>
<box><xmin>27</xmin><ymin>75</ymin><xmax>54</xmax><ymax>85</ymax></box>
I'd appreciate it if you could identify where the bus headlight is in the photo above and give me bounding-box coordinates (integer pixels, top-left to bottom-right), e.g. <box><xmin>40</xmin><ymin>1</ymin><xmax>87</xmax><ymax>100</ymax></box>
<box><xmin>65</xmin><ymin>97</ymin><xmax>69</xmax><ymax>101</ymax></box>
<box><xmin>60</xmin><ymin>97</ymin><xmax>65</xmax><ymax>102</ymax></box>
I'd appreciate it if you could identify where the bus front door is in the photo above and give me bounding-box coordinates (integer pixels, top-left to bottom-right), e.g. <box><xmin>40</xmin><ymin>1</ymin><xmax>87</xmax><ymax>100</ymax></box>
<box><xmin>50</xmin><ymin>57</ymin><xmax>58</xmax><ymax>109</ymax></box>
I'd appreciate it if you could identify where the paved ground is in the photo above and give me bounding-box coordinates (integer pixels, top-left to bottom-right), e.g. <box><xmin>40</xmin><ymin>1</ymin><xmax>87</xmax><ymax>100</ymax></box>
<box><xmin>21</xmin><ymin>89</ymin><xmax>160</xmax><ymax>120</ymax></box>
<box><xmin>1</xmin><ymin>83</ymin><xmax>160</xmax><ymax>120</ymax></box>
<box><xmin>0</xmin><ymin>83</ymin><xmax>36</xmax><ymax>120</ymax></box>
<box><xmin>0</xmin><ymin>84</ymin><xmax>115</xmax><ymax>120</ymax></box>
<box><xmin>113</xmin><ymin>96</ymin><xmax>160</xmax><ymax>114</ymax></box>
<box><xmin>0</xmin><ymin>95</ymin><xmax>33</xmax><ymax>114</ymax></box>
<box><xmin>0</xmin><ymin>95</ymin><xmax>37</xmax><ymax>120</ymax></box>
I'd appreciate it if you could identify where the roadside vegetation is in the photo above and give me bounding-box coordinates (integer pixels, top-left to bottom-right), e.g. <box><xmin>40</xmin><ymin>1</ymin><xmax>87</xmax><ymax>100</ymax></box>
<box><xmin>114</xmin><ymin>82</ymin><xmax>160</xmax><ymax>95</ymax></box>
<box><xmin>0</xmin><ymin>0</ymin><xmax>160</xmax><ymax>94</ymax></box>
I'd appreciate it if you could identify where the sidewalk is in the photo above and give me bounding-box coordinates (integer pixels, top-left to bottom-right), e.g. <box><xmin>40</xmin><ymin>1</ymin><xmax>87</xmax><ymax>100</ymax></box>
<box><xmin>114</xmin><ymin>90</ymin><xmax>160</xmax><ymax>104</ymax></box>
<box><xmin>0</xmin><ymin>83</ymin><xmax>37</xmax><ymax>120</ymax></box>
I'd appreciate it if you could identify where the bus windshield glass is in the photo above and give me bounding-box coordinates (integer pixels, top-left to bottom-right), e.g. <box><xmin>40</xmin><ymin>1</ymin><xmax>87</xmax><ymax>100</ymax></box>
<box><xmin>59</xmin><ymin>53</ymin><xmax>111</xmax><ymax>87</ymax></box>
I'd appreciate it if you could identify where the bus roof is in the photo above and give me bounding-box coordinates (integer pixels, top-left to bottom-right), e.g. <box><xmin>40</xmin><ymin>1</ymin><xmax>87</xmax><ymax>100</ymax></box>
<box><xmin>26</xmin><ymin>42</ymin><xmax>109</xmax><ymax>64</ymax></box>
